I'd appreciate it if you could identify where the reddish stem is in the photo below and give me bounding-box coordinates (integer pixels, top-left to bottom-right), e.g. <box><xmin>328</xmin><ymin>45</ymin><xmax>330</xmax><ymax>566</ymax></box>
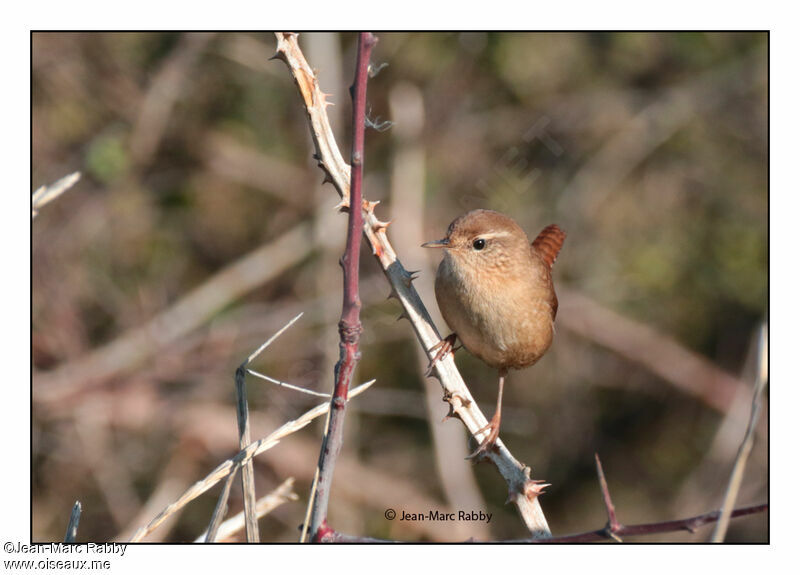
<box><xmin>315</xmin><ymin>503</ymin><xmax>767</xmax><ymax>543</ymax></box>
<box><xmin>307</xmin><ymin>32</ymin><xmax>378</xmax><ymax>541</ymax></box>
<box><xmin>540</xmin><ymin>503</ymin><xmax>768</xmax><ymax>543</ymax></box>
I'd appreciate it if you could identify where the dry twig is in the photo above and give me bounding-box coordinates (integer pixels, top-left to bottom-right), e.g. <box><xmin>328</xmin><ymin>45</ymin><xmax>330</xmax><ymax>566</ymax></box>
<box><xmin>543</xmin><ymin>454</ymin><xmax>766</xmax><ymax>542</ymax></box>
<box><xmin>711</xmin><ymin>323</ymin><xmax>768</xmax><ymax>542</ymax></box>
<box><xmin>232</xmin><ymin>312</ymin><xmax>303</xmax><ymax>542</ymax></box>
<box><xmin>559</xmin><ymin>289</ymin><xmax>747</xmax><ymax>413</ymax></box>
<box><xmin>35</xmin><ymin>221</ymin><xmax>313</xmax><ymax>406</ymax></box>
<box><xmin>32</xmin><ymin>172</ymin><xmax>81</xmax><ymax>218</ymax></box>
<box><xmin>194</xmin><ymin>478</ymin><xmax>298</xmax><ymax>542</ymax></box>
<box><xmin>388</xmin><ymin>81</ymin><xmax>488</xmax><ymax>537</ymax></box>
<box><xmin>274</xmin><ymin>31</ymin><xmax>551</xmax><ymax>537</ymax></box>
<box><xmin>129</xmin><ymin>379</ymin><xmax>375</xmax><ymax>542</ymax></box>
<box><xmin>204</xmin><ymin>465</ymin><xmax>238</xmax><ymax>543</ymax></box>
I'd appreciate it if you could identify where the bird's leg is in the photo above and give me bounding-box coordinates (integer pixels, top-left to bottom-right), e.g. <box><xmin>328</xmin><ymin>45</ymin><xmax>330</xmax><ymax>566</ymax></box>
<box><xmin>425</xmin><ymin>333</ymin><xmax>460</xmax><ymax>377</ymax></box>
<box><xmin>468</xmin><ymin>370</ymin><xmax>506</xmax><ymax>459</ymax></box>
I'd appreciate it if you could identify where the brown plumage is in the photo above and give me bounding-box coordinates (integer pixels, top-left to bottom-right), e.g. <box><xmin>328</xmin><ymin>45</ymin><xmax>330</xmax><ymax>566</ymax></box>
<box><xmin>423</xmin><ymin>209</ymin><xmax>565</xmax><ymax>459</ymax></box>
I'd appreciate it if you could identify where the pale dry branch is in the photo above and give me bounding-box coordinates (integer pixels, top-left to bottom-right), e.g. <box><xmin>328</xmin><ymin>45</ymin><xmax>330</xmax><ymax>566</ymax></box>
<box><xmin>114</xmin><ymin>453</ymin><xmax>198</xmax><ymax>542</ymax></box>
<box><xmin>183</xmin><ymin>400</ymin><xmax>482</xmax><ymax>542</ymax></box>
<box><xmin>130</xmin><ymin>33</ymin><xmax>215</xmax><ymax>167</ymax></box>
<box><xmin>711</xmin><ymin>323</ymin><xmax>768</xmax><ymax>542</ymax></box>
<box><xmin>559</xmin><ymin>288</ymin><xmax>747</xmax><ymax>413</ymax></box>
<box><xmin>203</xmin><ymin>132</ymin><xmax>311</xmax><ymax>207</ymax></box>
<box><xmin>35</xmin><ymin>221</ymin><xmax>313</xmax><ymax>407</ymax></box>
<box><xmin>234</xmin><ymin>373</ymin><xmax>257</xmax><ymax>541</ymax></box>
<box><xmin>194</xmin><ymin>478</ymin><xmax>298</xmax><ymax>542</ymax></box>
<box><xmin>274</xmin><ymin>32</ymin><xmax>550</xmax><ymax>537</ymax></box>
<box><xmin>246</xmin><ymin>369</ymin><xmax>331</xmax><ymax>398</ymax></box>
<box><xmin>129</xmin><ymin>379</ymin><xmax>375</xmax><ymax>542</ymax></box>
<box><xmin>272</xmin><ymin>33</ymin><xmax>351</xmax><ymax>205</ymax></box>
<box><xmin>204</xmin><ymin>466</ymin><xmax>238</xmax><ymax>543</ymax></box>
<box><xmin>671</xmin><ymin>324</ymin><xmax>767</xmax><ymax>528</ymax></box>
<box><xmin>243</xmin><ymin>312</ymin><xmax>303</xmax><ymax>364</ymax></box>
<box><xmin>234</xmin><ymin>312</ymin><xmax>303</xmax><ymax>542</ymax></box>
<box><xmin>32</xmin><ymin>171</ymin><xmax>81</xmax><ymax>218</ymax></box>
<box><xmin>559</xmin><ymin>46</ymin><xmax>766</xmax><ymax>220</ymax></box>
<box><xmin>388</xmin><ymin>80</ymin><xmax>488</xmax><ymax>538</ymax></box>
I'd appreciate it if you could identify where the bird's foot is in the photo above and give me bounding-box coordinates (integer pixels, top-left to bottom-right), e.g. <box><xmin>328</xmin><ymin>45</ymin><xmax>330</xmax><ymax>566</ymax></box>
<box><xmin>467</xmin><ymin>413</ymin><xmax>501</xmax><ymax>460</ymax></box>
<box><xmin>425</xmin><ymin>333</ymin><xmax>459</xmax><ymax>377</ymax></box>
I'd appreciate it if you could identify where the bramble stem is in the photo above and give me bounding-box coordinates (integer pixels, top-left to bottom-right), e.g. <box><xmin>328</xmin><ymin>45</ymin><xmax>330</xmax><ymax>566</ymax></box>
<box><xmin>306</xmin><ymin>32</ymin><xmax>378</xmax><ymax>542</ymax></box>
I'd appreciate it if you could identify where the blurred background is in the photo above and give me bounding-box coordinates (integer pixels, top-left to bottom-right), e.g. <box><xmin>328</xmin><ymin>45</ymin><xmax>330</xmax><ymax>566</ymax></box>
<box><xmin>32</xmin><ymin>32</ymin><xmax>767</xmax><ymax>542</ymax></box>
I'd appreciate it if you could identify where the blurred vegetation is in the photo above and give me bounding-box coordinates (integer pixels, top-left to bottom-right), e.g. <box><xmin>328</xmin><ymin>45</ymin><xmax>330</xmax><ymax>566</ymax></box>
<box><xmin>32</xmin><ymin>32</ymin><xmax>767</xmax><ymax>542</ymax></box>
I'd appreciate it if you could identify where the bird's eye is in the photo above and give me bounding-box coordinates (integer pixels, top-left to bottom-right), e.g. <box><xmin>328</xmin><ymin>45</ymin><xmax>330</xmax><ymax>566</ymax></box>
<box><xmin>472</xmin><ymin>238</ymin><xmax>486</xmax><ymax>251</ymax></box>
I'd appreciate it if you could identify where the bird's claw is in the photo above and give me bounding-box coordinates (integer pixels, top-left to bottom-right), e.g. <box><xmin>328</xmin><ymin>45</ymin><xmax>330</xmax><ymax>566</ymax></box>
<box><xmin>467</xmin><ymin>415</ymin><xmax>501</xmax><ymax>460</ymax></box>
<box><xmin>425</xmin><ymin>333</ymin><xmax>459</xmax><ymax>377</ymax></box>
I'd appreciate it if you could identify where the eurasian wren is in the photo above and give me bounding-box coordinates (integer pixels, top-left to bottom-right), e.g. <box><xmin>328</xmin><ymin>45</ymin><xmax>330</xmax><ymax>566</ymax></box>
<box><xmin>422</xmin><ymin>209</ymin><xmax>566</xmax><ymax>458</ymax></box>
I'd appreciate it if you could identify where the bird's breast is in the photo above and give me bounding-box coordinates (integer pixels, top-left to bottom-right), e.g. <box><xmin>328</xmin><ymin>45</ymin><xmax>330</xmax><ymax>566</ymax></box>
<box><xmin>434</xmin><ymin>255</ymin><xmax>555</xmax><ymax>370</ymax></box>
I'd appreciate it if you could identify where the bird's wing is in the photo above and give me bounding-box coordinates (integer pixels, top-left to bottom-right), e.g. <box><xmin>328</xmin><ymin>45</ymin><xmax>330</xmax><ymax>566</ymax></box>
<box><xmin>532</xmin><ymin>224</ymin><xmax>566</xmax><ymax>269</ymax></box>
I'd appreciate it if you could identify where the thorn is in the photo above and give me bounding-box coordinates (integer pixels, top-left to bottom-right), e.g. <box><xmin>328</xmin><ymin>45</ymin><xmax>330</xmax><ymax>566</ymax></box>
<box><xmin>322</xmin><ymin>172</ymin><xmax>334</xmax><ymax>186</ymax></box>
<box><xmin>373</xmin><ymin>219</ymin><xmax>392</xmax><ymax>233</ymax></box>
<box><xmin>386</xmin><ymin>289</ymin><xmax>399</xmax><ymax>301</ymax></box>
<box><xmin>527</xmin><ymin>480</ymin><xmax>551</xmax><ymax>500</ymax></box>
<box><xmin>320</xmin><ymin>92</ymin><xmax>335</xmax><ymax>108</ymax></box>
<box><xmin>595</xmin><ymin>453</ymin><xmax>620</xmax><ymax>531</ymax></box>
<box><xmin>362</xmin><ymin>199</ymin><xmax>380</xmax><ymax>213</ymax></box>
<box><xmin>443</xmin><ymin>391</ymin><xmax>471</xmax><ymax>409</ymax></box>
<box><xmin>400</xmin><ymin>268</ymin><xmax>418</xmax><ymax>289</ymax></box>
<box><xmin>441</xmin><ymin>403</ymin><xmax>462</xmax><ymax>423</ymax></box>
<box><xmin>312</xmin><ymin>153</ymin><xmax>320</xmax><ymax>161</ymax></box>
<box><xmin>396</xmin><ymin>312</ymin><xmax>409</xmax><ymax>322</ymax></box>
<box><xmin>334</xmin><ymin>199</ymin><xmax>350</xmax><ymax>213</ymax></box>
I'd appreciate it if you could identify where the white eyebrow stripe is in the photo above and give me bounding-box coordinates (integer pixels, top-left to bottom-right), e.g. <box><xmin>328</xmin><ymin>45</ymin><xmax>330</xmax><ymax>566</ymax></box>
<box><xmin>476</xmin><ymin>231</ymin><xmax>514</xmax><ymax>240</ymax></box>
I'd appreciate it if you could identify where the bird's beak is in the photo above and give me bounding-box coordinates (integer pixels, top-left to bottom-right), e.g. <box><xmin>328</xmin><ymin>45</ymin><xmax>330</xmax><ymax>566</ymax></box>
<box><xmin>421</xmin><ymin>238</ymin><xmax>450</xmax><ymax>248</ymax></box>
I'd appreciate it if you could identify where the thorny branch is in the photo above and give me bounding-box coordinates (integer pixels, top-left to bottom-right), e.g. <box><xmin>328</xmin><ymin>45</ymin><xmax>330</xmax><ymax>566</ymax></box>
<box><xmin>317</xmin><ymin>454</ymin><xmax>767</xmax><ymax>542</ymax></box>
<box><xmin>303</xmin><ymin>32</ymin><xmax>376</xmax><ymax>542</ymax></box>
<box><xmin>320</xmin><ymin>504</ymin><xmax>767</xmax><ymax>543</ymax></box>
<box><xmin>273</xmin><ymin>31</ymin><xmax>551</xmax><ymax>539</ymax></box>
<box><xmin>543</xmin><ymin>454</ymin><xmax>766</xmax><ymax>543</ymax></box>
